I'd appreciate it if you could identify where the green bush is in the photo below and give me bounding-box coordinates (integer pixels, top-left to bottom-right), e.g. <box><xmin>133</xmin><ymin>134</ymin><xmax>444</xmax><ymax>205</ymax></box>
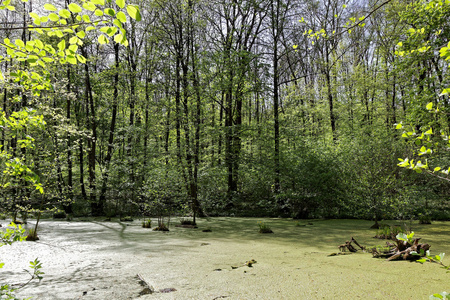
<box><xmin>258</xmin><ymin>221</ymin><xmax>273</xmax><ymax>234</ymax></box>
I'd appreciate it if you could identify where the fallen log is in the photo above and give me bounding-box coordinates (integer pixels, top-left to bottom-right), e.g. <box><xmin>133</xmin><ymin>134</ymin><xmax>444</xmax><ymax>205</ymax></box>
<box><xmin>371</xmin><ymin>237</ymin><xmax>430</xmax><ymax>261</ymax></box>
<box><xmin>336</xmin><ymin>235</ymin><xmax>430</xmax><ymax>261</ymax></box>
<box><xmin>337</xmin><ymin>237</ymin><xmax>364</xmax><ymax>253</ymax></box>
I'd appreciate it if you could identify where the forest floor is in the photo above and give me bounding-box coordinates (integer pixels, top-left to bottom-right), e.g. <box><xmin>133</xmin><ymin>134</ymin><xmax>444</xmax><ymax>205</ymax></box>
<box><xmin>1</xmin><ymin>217</ymin><xmax>449</xmax><ymax>300</ymax></box>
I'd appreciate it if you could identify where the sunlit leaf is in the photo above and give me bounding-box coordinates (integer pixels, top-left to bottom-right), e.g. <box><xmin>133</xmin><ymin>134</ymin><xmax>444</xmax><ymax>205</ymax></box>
<box><xmin>104</xmin><ymin>8</ymin><xmax>116</xmax><ymax>16</ymax></box>
<box><xmin>68</xmin><ymin>3</ymin><xmax>82</xmax><ymax>13</ymax></box>
<box><xmin>83</xmin><ymin>2</ymin><xmax>96</xmax><ymax>11</ymax></box>
<box><xmin>48</xmin><ymin>13</ymin><xmax>59</xmax><ymax>22</ymax></box>
<box><xmin>126</xmin><ymin>5</ymin><xmax>141</xmax><ymax>21</ymax></box>
<box><xmin>44</xmin><ymin>3</ymin><xmax>57</xmax><ymax>11</ymax></box>
<box><xmin>59</xmin><ymin>9</ymin><xmax>71</xmax><ymax>18</ymax></box>
<box><xmin>116</xmin><ymin>0</ymin><xmax>125</xmax><ymax>9</ymax></box>
<box><xmin>116</xmin><ymin>11</ymin><xmax>127</xmax><ymax>23</ymax></box>
<box><xmin>98</xmin><ymin>34</ymin><xmax>108</xmax><ymax>44</ymax></box>
<box><xmin>77</xmin><ymin>54</ymin><xmax>86</xmax><ymax>63</ymax></box>
<box><xmin>114</xmin><ymin>33</ymin><xmax>123</xmax><ymax>43</ymax></box>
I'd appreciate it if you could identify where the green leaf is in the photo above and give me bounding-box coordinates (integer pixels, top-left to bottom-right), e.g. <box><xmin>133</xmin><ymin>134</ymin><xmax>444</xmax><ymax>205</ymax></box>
<box><xmin>92</xmin><ymin>0</ymin><xmax>105</xmax><ymax>4</ymax></box>
<box><xmin>107</xmin><ymin>27</ymin><xmax>117</xmax><ymax>36</ymax></box>
<box><xmin>126</xmin><ymin>5</ymin><xmax>141</xmax><ymax>21</ymax></box>
<box><xmin>440</xmin><ymin>88</ymin><xmax>450</xmax><ymax>96</ymax></box>
<box><xmin>98</xmin><ymin>34</ymin><xmax>108</xmax><ymax>44</ymax></box>
<box><xmin>77</xmin><ymin>31</ymin><xmax>86</xmax><ymax>39</ymax></box>
<box><xmin>68</xmin><ymin>44</ymin><xmax>78</xmax><ymax>53</ymax></box>
<box><xmin>59</xmin><ymin>9</ymin><xmax>71</xmax><ymax>18</ymax></box>
<box><xmin>77</xmin><ymin>54</ymin><xmax>86</xmax><ymax>63</ymax></box>
<box><xmin>44</xmin><ymin>3</ymin><xmax>57</xmax><ymax>11</ymax></box>
<box><xmin>67</xmin><ymin>55</ymin><xmax>77</xmax><ymax>64</ymax></box>
<box><xmin>116</xmin><ymin>0</ymin><xmax>125</xmax><ymax>9</ymax></box>
<box><xmin>116</xmin><ymin>11</ymin><xmax>127</xmax><ymax>23</ymax></box>
<box><xmin>94</xmin><ymin>9</ymin><xmax>104</xmax><ymax>16</ymax></box>
<box><xmin>15</xmin><ymin>39</ymin><xmax>25</xmax><ymax>47</ymax></box>
<box><xmin>35</xmin><ymin>40</ymin><xmax>44</xmax><ymax>49</ymax></box>
<box><xmin>83</xmin><ymin>2</ymin><xmax>96</xmax><ymax>11</ymax></box>
<box><xmin>29</xmin><ymin>12</ymin><xmax>39</xmax><ymax>19</ymax></box>
<box><xmin>68</xmin><ymin>3</ymin><xmax>82</xmax><ymax>13</ymax></box>
<box><xmin>416</xmin><ymin>258</ymin><xmax>427</xmax><ymax>263</ymax></box>
<box><xmin>48</xmin><ymin>13</ymin><xmax>59</xmax><ymax>22</ymax></box>
<box><xmin>104</xmin><ymin>8</ymin><xmax>116</xmax><ymax>16</ymax></box>
<box><xmin>100</xmin><ymin>26</ymin><xmax>110</xmax><ymax>34</ymax></box>
<box><xmin>27</xmin><ymin>57</ymin><xmax>38</xmax><ymax>64</ymax></box>
<box><xmin>57</xmin><ymin>39</ymin><xmax>66</xmax><ymax>51</ymax></box>
<box><xmin>69</xmin><ymin>36</ymin><xmax>79</xmax><ymax>44</ymax></box>
<box><xmin>113</xmin><ymin>19</ymin><xmax>123</xmax><ymax>29</ymax></box>
<box><xmin>426</xmin><ymin>102</ymin><xmax>433</xmax><ymax>110</ymax></box>
<box><xmin>114</xmin><ymin>33</ymin><xmax>123</xmax><ymax>43</ymax></box>
<box><xmin>55</xmin><ymin>30</ymin><xmax>64</xmax><ymax>38</ymax></box>
<box><xmin>396</xmin><ymin>233</ymin><xmax>407</xmax><ymax>241</ymax></box>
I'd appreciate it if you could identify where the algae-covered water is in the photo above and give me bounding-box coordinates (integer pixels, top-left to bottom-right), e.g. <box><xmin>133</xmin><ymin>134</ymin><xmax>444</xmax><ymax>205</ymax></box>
<box><xmin>1</xmin><ymin>218</ymin><xmax>449</xmax><ymax>299</ymax></box>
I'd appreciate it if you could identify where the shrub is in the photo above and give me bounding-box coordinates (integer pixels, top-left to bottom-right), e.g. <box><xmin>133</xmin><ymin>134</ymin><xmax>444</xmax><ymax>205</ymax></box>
<box><xmin>180</xmin><ymin>218</ymin><xmax>196</xmax><ymax>226</ymax></box>
<box><xmin>419</xmin><ymin>214</ymin><xmax>432</xmax><ymax>224</ymax></box>
<box><xmin>142</xmin><ymin>220</ymin><xmax>152</xmax><ymax>228</ymax></box>
<box><xmin>258</xmin><ymin>221</ymin><xmax>273</xmax><ymax>234</ymax></box>
<box><xmin>153</xmin><ymin>223</ymin><xmax>169</xmax><ymax>231</ymax></box>
<box><xmin>26</xmin><ymin>228</ymin><xmax>39</xmax><ymax>241</ymax></box>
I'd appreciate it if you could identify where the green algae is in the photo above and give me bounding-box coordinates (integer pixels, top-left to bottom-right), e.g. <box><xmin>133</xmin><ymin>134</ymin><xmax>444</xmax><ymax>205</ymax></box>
<box><xmin>1</xmin><ymin>218</ymin><xmax>448</xmax><ymax>299</ymax></box>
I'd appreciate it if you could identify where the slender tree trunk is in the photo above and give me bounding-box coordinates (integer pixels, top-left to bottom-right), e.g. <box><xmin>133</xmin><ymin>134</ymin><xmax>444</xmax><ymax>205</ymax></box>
<box><xmin>65</xmin><ymin>66</ymin><xmax>73</xmax><ymax>214</ymax></box>
<box><xmin>271</xmin><ymin>0</ymin><xmax>281</xmax><ymax>193</ymax></box>
<box><xmin>189</xmin><ymin>4</ymin><xmax>204</xmax><ymax>218</ymax></box>
<box><xmin>99</xmin><ymin>43</ymin><xmax>119</xmax><ymax>206</ymax></box>
<box><xmin>81</xmin><ymin>47</ymin><xmax>100</xmax><ymax>216</ymax></box>
<box><xmin>1</xmin><ymin>60</ymin><xmax>7</xmax><ymax>149</ymax></box>
<box><xmin>76</xmin><ymin>102</ymin><xmax>88</xmax><ymax>201</ymax></box>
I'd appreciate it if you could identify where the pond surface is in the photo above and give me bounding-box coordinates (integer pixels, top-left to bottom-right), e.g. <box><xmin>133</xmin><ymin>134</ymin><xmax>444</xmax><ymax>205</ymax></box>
<box><xmin>1</xmin><ymin>218</ymin><xmax>449</xmax><ymax>299</ymax></box>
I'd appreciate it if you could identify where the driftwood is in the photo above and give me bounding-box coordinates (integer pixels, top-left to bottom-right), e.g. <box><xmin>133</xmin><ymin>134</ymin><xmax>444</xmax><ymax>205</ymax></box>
<box><xmin>371</xmin><ymin>238</ymin><xmax>430</xmax><ymax>261</ymax></box>
<box><xmin>338</xmin><ymin>237</ymin><xmax>365</xmax><ymax>253</ymax></box>
<box><xmin>336</xmin><ymin>235</ymin><xmax>431</xmax><ymax>261</ymax></box>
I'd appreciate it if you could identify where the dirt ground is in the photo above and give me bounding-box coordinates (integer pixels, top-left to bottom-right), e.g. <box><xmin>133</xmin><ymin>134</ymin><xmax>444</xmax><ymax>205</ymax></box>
<box><xmin>1</xmin><ymin>218</ymin><xmax>449</xmax><ymax>299</ymax></box>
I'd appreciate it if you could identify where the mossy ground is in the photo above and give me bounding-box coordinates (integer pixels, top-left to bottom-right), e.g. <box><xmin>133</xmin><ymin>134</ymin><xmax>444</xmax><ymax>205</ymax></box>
<box><xmin>1</xmin><ymin>218</ymin><xmax>448</xmax><ymax>299</ymax></box>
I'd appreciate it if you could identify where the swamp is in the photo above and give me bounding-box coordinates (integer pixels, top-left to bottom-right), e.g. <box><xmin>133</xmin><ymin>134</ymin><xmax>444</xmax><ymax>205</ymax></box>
<box><xmin>1</xmin><ymin>0</ymin><xmax>450</xmax><ymax>299</ymax></box>
<box><xmin>1</xmin><ymin>218</ymin><xmax>449</xmax><ymax>299</ymax></box>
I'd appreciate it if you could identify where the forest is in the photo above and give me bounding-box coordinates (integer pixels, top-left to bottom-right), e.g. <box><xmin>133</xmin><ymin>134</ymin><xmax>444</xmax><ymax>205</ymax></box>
<box><xmin>0</xmin><ymin>0</ymin><xmax>449</xmax><ymax>222</ymax></box>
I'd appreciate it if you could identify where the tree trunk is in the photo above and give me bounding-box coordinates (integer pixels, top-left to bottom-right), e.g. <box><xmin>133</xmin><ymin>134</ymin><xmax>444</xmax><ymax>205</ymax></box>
<box><xmin>81</xmin><ymin>47</ymin><xmax>100</xmax><ymax>216</ymax></box>
<box><xmin>99</xmin><ymin>43</ymin><xmax>120</xmax><ymax>207</ymax></box>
